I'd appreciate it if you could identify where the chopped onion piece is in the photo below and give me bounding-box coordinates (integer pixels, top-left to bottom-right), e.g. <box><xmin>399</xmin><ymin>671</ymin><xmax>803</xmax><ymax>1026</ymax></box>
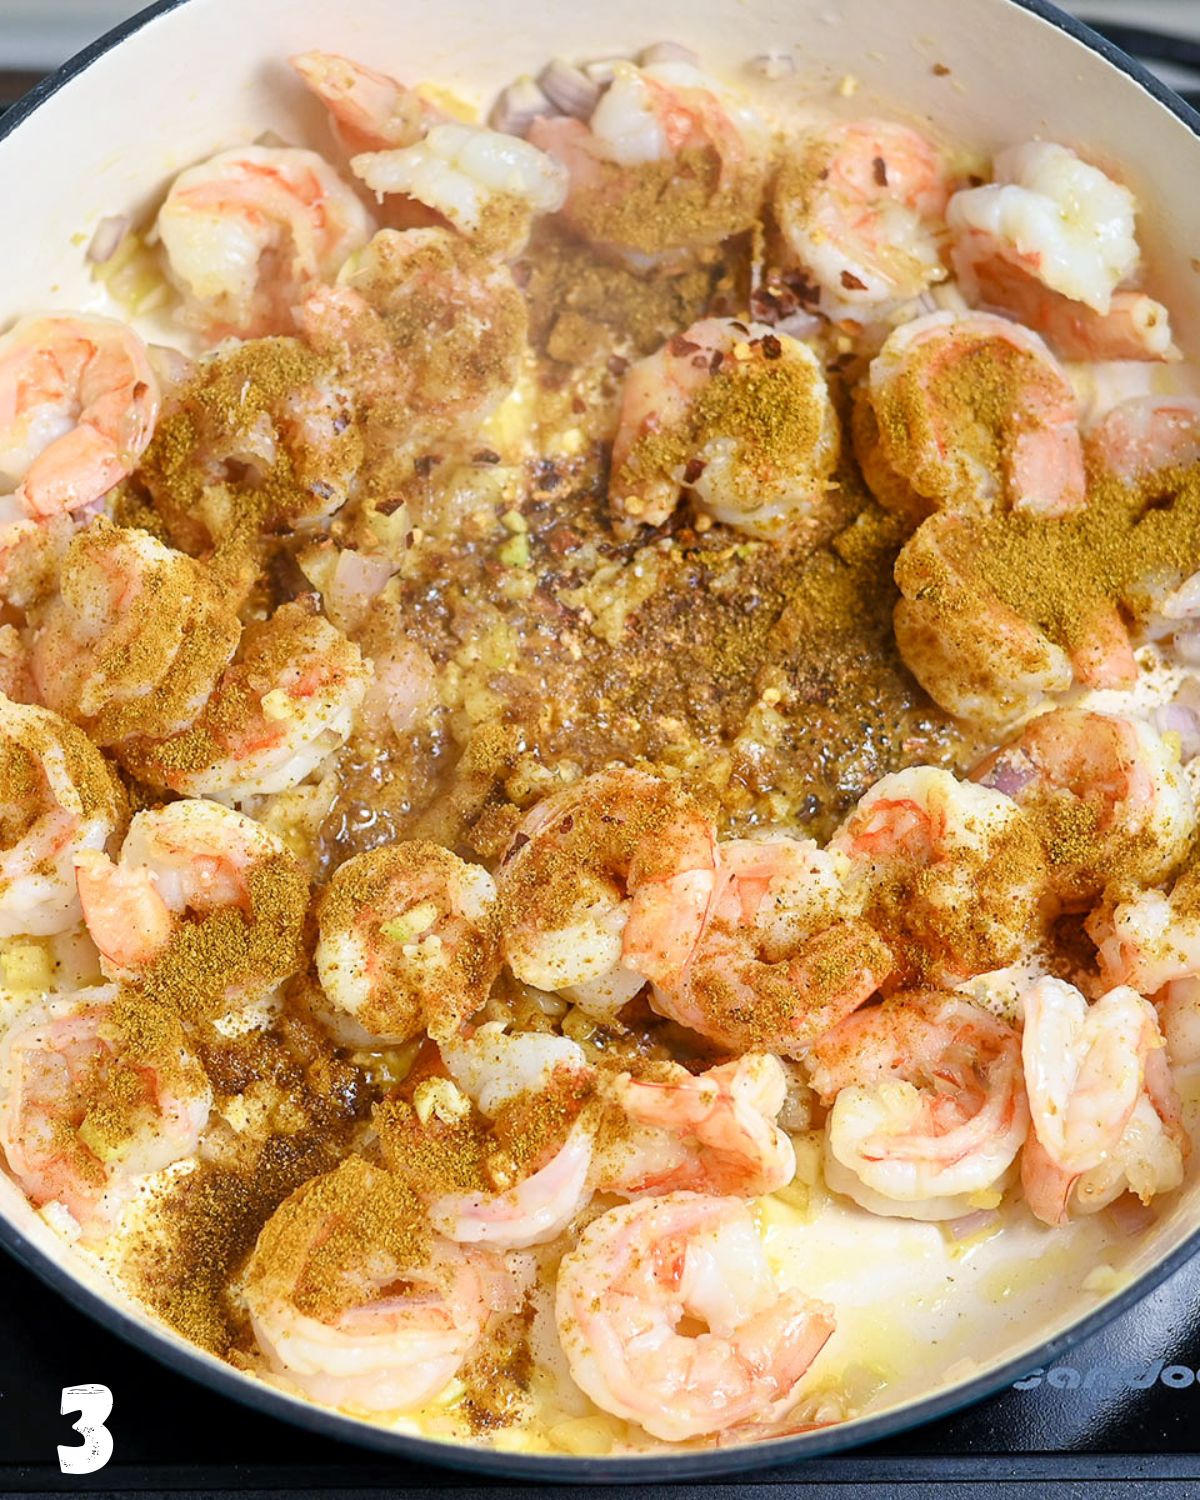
<box><xmin>750</xmin><ymin>51</ymin><xmax>796</xmax><ymax>80</ymax></box>
<box><xmin>638</xmin><ymin>41</ymin><xmax>700</xmax><ymax>67</ymax></box>
<box><xmin>1105</xmin><ymin>1194</ymin><xmax>1157</xmax><ymax>1236</ymax></box>
<box><xmin>85</xmin><ymin>214</ymin><xmax>130</xmax><ymax>265</ymax></box>
<box><xmin>539</xmin><ymin>58</ymin><xmax>602</xmax><ymax>120</ymax></box>
<box><xmin>945</xmin><ymin>1208</ymin><xmax>999</xmax><ymax>1239</ymax></box>
<box><xmin>490</xmin><ymin>76</ymin><xmax>556</xmax><ymax>136</ymax></box>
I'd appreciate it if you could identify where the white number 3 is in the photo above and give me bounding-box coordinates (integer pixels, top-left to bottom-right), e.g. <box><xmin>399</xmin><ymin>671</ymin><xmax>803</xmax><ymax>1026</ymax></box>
<box><xmin>58</xmin><ymin>1384</ymin><xmax>114</xmax><ymax>1475</ymax></box>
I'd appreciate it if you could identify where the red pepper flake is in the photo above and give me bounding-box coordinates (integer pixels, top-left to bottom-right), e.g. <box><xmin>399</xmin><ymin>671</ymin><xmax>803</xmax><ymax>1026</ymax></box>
<box><xmin>872</xmin><ymin>156</ymin><xmax>888</xmax><ymax>187</ymax></box>
<box><xmin>760</xmin><ymin>334</ymin><xmax>783</xmax><ymax>361</ymax></box>
<box><xmin>571</xmin><ymin>397</ymin><xmax>587</xmax><ymax>415</ymax></box>
<box><xmin>683</xmin><ymin>457</ymin><xmax>707</xmax><ymax>484</ymax></box>
<box><xmin>559</xmin><ymin>814</ymin><xmax>575</xmax><ymax>834</ymax></box>
<box><xmin>709</xmin><ymin>350</ymin><xmax>725</xmax><ymax>373</ymax></box>
<box><xmin>607</xmin><ymin>354</ymin><xmax>630</xmax><ymax>376</ymax></box>
<box><xmin>932</xmin><ymin>61</ymin><xmax>951</xmax><ymax>75</ymax></box>
<box><xmin>376</xmin><ymin>494</ymin><xmax>407</xmax><ymax>516</ymax></box>
<box><xmin>786</xmin><ymin>271</ymin><xmax>822</xmax><ymax>308</ymax></box>
<box><xmin>414</xmin><ymin>454</ymin><xmax>441</xmax><ymax>477</ymax></box>
<box><xmin>840</xmin><ymin>270</ymin><xmax>868</xmax><ymax>291</ymax></box>
<box><xmin>668</xmin><ymin>335</ymin><xmax>702</xmax><ymax>357</ymax></box>
<box><xmin>730</xmin><ymin>320</ymin><xmax>749</xmax><ymax>335</ymax></box>
<box><xmin>473</xmin><ymin>448</ymin><xmax>501</xmax><ymax>465</ymax></box>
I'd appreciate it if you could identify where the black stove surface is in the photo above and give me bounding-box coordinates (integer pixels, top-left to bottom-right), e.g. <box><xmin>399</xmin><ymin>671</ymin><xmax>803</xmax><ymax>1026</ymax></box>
<box><xmin>2</xmin><ymin>1235</ymin><xmax>1199</xmax><ymax>1497</ymax></box>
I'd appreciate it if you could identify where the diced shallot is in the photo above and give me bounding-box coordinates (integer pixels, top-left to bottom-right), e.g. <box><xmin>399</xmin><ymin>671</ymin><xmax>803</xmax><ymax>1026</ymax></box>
<box><xmin>490</xmin><ymin>76</ymin><xmax>557</xmax><ymax>137</ymax></box>
<box><xmin>86</xmin><ymin>214</ymin><xmax>130</xmax><ymax>265</ymax></box>
<box><xmin>538</xmin><ymin>58</ymin><xmax>602</xmax><ymax>120</ymax></box>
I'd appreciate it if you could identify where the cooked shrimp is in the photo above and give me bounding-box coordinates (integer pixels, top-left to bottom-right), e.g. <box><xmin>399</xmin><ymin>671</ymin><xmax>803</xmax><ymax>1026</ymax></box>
<box><xmin>0</xmin><ymin>314</ymin><xmax>159</xmax><ymax>522</ymax></box>
<box><xmin>498</xmin><ymin>767</ymin><xmax>715</xmax><ymax>1007</ymax></box>
<box><xmin>440</xmin><ymin>1024</ymin><xmax>588</xmax><ymax>1116</ymax></box>
<box><xmin>596</xmin><ymin>1053</ymin><xmax>796</xmax><ymax>1198</ymax></box>
<box><xmin>556</xmin><ymin>1192</ymin><xmax>835</xmax><ymax>1442</ymax></box>
<box><xmin>857</xmin><ymin>310</ymin><xmax>1085</xmax><ymax>520</ymax></box>
<box><xmin>298</xmin><ymin>227</ymin><xmax>527</xmax><ymax>445</ymax></box>
<box><xmin>948</xmin><ymin>142</ymin><xmax>1175</xmax><ymax>361</ymax></box>
<box><xmin>29</xmin><ymin>520</ymin><xmax>241</xmax><ymax>747</ymax></box>
<box><xmin>773</xmin><ymin>119</ymin><xmax>952</xmax><ymax>320</ymax></box>
<box><xmin>894</xmin><ymin>511</ymin><xmax>1136</xmax><ymax>728</ymax></box>
<box><xmin>1088</xmin><ymin>848</ymin><xmax>1200</xmax><ymax>995</ymax></box>
<box><xmin>385</xmin><ymin>1027</ymin><xmax>595</xmax><ymax>1249</ymax></box>
<box><xmin>245</xmin><ymin>1156</ymin><xmax>515</xmax><ymax>1414</ymax></box>
<box><xmin>0</xmin><ymin>985</ymin><xmax>210</xmax><ymax>1238</ymax></box>
<box><xmin>315</xmin><ymin>841</ymin><xmax>500</xmax><ymax>1046</ymax></box>
<box><xmin>1086</xmin><ymin>395</ymin><xmax>1200</xmax><ymax>485</ymax></box>
<box><xmin>156</xmin><ymin>145</ymin><xmax>375</xmax><ymax>338</ymax></box>
<box><xmin>118</xmin><ymin>599</ymin><xmax>367</xmax><ymax>800</ymax></box>
<box><xmin>971</xmin><ymin>709</ymin><xmax>1193</xmax><ymax>908</ymax></box>
<box><xmin>136</xmin><ymin>338</ymin><xmax>364</xmax><ymax>553</ymax></box>
<box><xmin>528</xmin><ymin>60</ymin><xmax>769</xmax><ymax>273</ymax></box>
<box><xmin>628</xmin><ymin>832</ymin><xmax>891</xmax><ymax>1056</ymax></box>
<box><xmin>0</xmin><ymin>695</ymin><xmax>126</xmax><ymax>938</ymax></box>
<box><xmin>353</xmin><ymin>125</ymin><xmax>567</xmax><ymax>258</ymax></box>
<box><xmin>1157</xmin><ymin>976</ymin><xmax>1200</xmax><ymax>1070</ymax></box>
<box><xmin>74</xmin><ymin>799</ymin><xmax>307</xmax><ymax>1012</ymax></box>
<box><xmin>1020</xmin><ymin>977</ymin><xmax>1185</xmax><ymax>1224</ymax></box>
<box><xmin>806</xmin><ymin>991</ymin><xmax>1028</xmax><ymax>1219</ymax></box>
<box><xmin>610</xmin><ymin>316</ymin><xmax>841</xmax><ymax>534</ymax></box>
<box><xmin>291</xmin><ymin>51</ymin><xmax>436</xmax><ymax>153</ymax></box>
<box><xmin>828</xmin><ymin>767</ymin><xmax>1052</xmax><ymax>988</ymax></box>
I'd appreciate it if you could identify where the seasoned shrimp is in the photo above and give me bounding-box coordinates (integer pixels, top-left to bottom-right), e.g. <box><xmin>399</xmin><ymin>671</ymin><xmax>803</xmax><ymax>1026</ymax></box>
<box><xmin>556</xmin><ymin>1192</ymin><xmax>835</xmax><ymax>1442</ymax></box>
<box><xmin>353</xmin><ymin>125</ymin><xmax>568</xmax><ymax>258</ymax></box>
<box><xmin>0</xmin><ymin>695</ymin><xmax>126</xmax><ymax>938</ymax></box>
<box><xmin>0</xmin><ymin>985</ymin><xmax>210</xmax><ymax>1238</ymax></box>
<box><xmin>828</xmin><ymin>767</ymin><xmax>1052</xmax><ymax>988</ymax></box>
<box><xmin>773</xmin><ymin>119</ymin><xmax>952</xmax><ymax>321</ymax></box>
<box><xmin>382</xmin><ymin>1028</ymin><xmax>596</xmax><ymax>1249</ymax></box>
<box><xmin>0</xmin><ymin>314</ymin><xmax>159</xmax><ymax>520</ymax></box>
<box><xmin>156</xmin><ymin>145</ymin><xmax>375</xmax><ymax>338</ymax></box>
<box><xmin>628</xmin><ymin>832</ymin><xmax>891</xmax><ymax>1056</ymax></box>
<box><xmin>806</xmin><ymin>991</ymin><xmax>1028</xmax><ymax>1219</ymax></box>
<box><xmin>948</xmin><ymin>142</ymin><xmax>1175</xmax><ymax>362</ymax></box>
<box><xmin>596</xmin><ymin>1053</ymin><xmax>797</xmax><ymax>1198</ymax></box>
<box><xmin>857</xmin><ymin>310</ymin><xmax>1085</xmax><ymax>520</ymax></box>
<box><xmin>971</xmin><ymin>709</ymin><xmax>1193</xmax><ymax>908</ymax></box>
<box><xmin>118</xmin><ymin>599</ymin><xmax>367</xmax><ymax>800</ymax></box>
<box><xmin>894</xmin><ymin>511</ymin><xmax>1137</xmax><ymax>728</ymax></box>
<box><xmin>610</xmin><ymin>316</ymin><xmax>841</xmax><ymax>534</ymax></box>
<box><xmin>135</xmin><ymin>338</ymin><xmax>364</xmax><ymax>553</ymax></box>
<box><xmin>528</xmin><ymin>60</ymin><xmax>769</xmax><ymax>273</ymax></box>
<box><xmin>1020</xmin><ymin>977</ymin><xmax>1185</xmax><ymax>1224</ymax></box>
<box><xmin>298</xmin><ymin>227</ymin><xmax>527</xmax><ymax>446</ymax></box>
<box><xmin>245</xmin><ymin>1157</ymin><xmax>515</xmax><ymax>1414</ymax></box>
<box><xmin>498</xmin><ymin>767</ymin><xmax>715</xmax><ymax>1009</ymax></box>
<box><xmin>291</xmin><ymin>51</ymin><xmax>436</xmax><ymax>153</ymax></box>
<box><xmin>30</xmin><ymin>521</ymin><xmax>241</xmax><ymax>748</ymax></box>
<box><xmin>1088</xmin><ymin>848</ymin><xmax>1200</xmax><ymax>995</ymax></box>
<box><xmin>74</xmin><ymin>799</ymin><xmax>307</xmax><ymax>1013</ymax></box>
<box><xmin>315</xmin><ymin>842</ymin><xmax>500</xmax><ymax>1046</ymax></box>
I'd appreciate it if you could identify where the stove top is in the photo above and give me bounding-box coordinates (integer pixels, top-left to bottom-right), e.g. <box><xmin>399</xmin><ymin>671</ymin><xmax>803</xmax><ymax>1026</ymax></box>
<box><xmin>1</xmin><ymin>1236</ymin><xmax>1199</xmax><ymax>1496</ymax></box>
